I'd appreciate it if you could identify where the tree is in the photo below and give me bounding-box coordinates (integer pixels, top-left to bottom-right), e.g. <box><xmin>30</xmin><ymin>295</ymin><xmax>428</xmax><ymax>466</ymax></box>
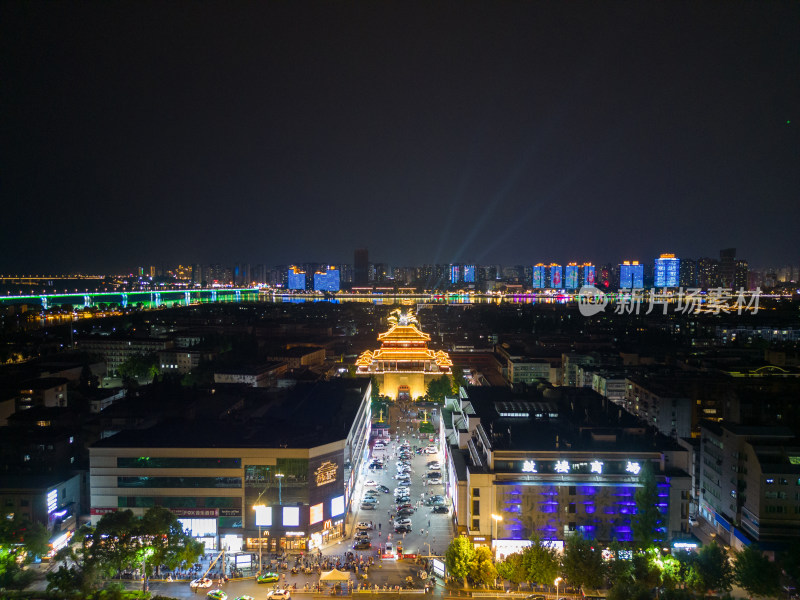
<box><xmin>562</xmin><ymin>533</ymin><xmax>604</xmax><ymax>589</ymax></box>
<box><xmin>690</xmin><ymin>541</ymin><xmax>732</xmax><ymax>596</ymax></box>
<box><xmin>496</xmin><ymin>552</ymin><xmax>527</xmax><ymax>589</ymax></box>
<box><xmin>452</xmin><ymin>368</ymin><xmax>468</xmax><ymax>395</ymax></box>
<box><xmin>470</xmin><ymin>545</ymin><xmax>499</xmax><ymax>587</ymax></box>
<box><xmin>522</xmin><ymin>535</ymin><xmax>561</xmax><ymax>587</ymax></box>
<box><xmin>370</xmin><ymin>375</ymin><xmax>381</xmax><ymax>401</ymax></box>
<box><xmin>139</xmin><ymin>506</ymin><xmax>204</xmax><ymax>580</ymax></box>
<box><xmin>633</xmin><ymin>461</ymin><xmax>662</xmax><ymax>549</ymax></box>
<box><xmin>445</xmin><ymin>537</ymin><xmax>476</xmax><ymax>587</ymax></box>
<box><xmin>426</xmin><ymin>374</ymin><xmax>452</xmax><ymax>403</ymax></box>
<box><xmin>117</xmin><ymin>353</ymin><xmax>159</xmax><ymax>381</ymax></box>
<box><xmin>733</xmin><ymin>544</ymin><xmax>782</xmax><ymax>598</ymax></box>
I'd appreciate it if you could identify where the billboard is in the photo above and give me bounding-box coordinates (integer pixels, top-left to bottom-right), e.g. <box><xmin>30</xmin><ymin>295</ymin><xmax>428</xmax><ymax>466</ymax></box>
<box><xmin>583</xmin><ymin>264</ymin><xmax>595</xmax><ymax>286</ymax></box>
<box><xmin>313</xmin><ymin>267</ymin><xmax>340</xmax><ymax>292</ymax></box>
<box><xmin>288</xmin><ymin>267</ymin><xmax>306</xmax><ymax>290</ymax></box>
<box><xmin>463</xmin><ymin>265</ymin><xmax>475</xmax><ymax>283</ymax></box>
<box><xmin>450</xmin><ymin>265</ymin><xmax>460</xmax><ymax>284</ymax></box>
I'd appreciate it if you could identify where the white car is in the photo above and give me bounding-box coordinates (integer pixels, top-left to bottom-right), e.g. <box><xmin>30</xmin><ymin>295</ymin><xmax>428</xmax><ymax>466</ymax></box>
<box><xmin>394</xmin><ymin>488</ymin><xmax>410</xmax><ymax>496</ymax></box>
<box><xmin>190</xmin><ymin>578</ymin><xmax>213</xmax><ymax>589</ymax></box>
<box><xmin>365</xmin><ymin>480</ymin><xmax>378</xmax><ymax>486</ymax></box>
<box><xmin>266</xmin><ymin>589</ymin><xmax>292</xmax><ymax>599</ymax></box>
<box><xmin>394</xmin><ymin>517</ymin><xmax>412</xmax><ymax>526</ymax></box>
<box><xmin>374</xmin><ymin>443</ymin><xmax>386</xmax><ymax>450</ymax></box>
<box><xmin>385</xmin><ymin>542</ymin><xmax>394</xmax><ymax>554</ymax></box>
<box><xmin>356</xmin><ymin>521</ymin><xmax>374</xmax><ymax>530</ymax></box>
<box><xmin>688</xmin><ymin>515</ymin><xmax>699</xmax><ymax>526</ymax></box>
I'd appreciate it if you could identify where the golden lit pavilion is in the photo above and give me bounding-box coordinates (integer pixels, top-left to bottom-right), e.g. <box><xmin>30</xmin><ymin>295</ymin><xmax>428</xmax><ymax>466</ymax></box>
<box><xmin>356</xmin><ymin>308</ymin><xmax>452</xmax><ymax>399</ymax></box>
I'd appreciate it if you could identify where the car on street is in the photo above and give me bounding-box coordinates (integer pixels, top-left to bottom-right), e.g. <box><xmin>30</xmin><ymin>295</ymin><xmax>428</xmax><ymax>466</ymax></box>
<box><xmin>394</xmin><ymin>524</ymin><xmax>412</xmax><ymax>534</ymax></box>
<box><xmin>356</xmin><ymin>521</ymin><xmax>373</xmax><ymax>530</ymax></box>
<box><xmin>191</xmin><ymin>578</ymin><xmax>213</xmax><ymax>589</ymax></box>
<box><xmin>207</xmin><ymin>590</ymin><xmax>227</xmax><ymax>600</ymax></box>
<box><xmin>234</xmin><ymin>596</ymin><xmax>255</xmax><ymax>600</ymax></box>
<box><xmin>353</xmin><ymin>540</ymin><xmax>372</xmax><ymax>550</ymax></box>
<box><xmin>525</xmin><ymin>595</ymin><xmax>546</xmax><ymax>600</ymax></box>
<box><xmin>374</xmin><ymin>443</ymin><xmax>386</xmax><ymax>450</ymax></box>
<box><xmin>362</xmin><ymin>497</ymin><xmax>378</xmax><ymax>505</ymax></box>
<box><xmin>688</xmin><ymin>515</ymin><xmax>698</xmax><ymax>526</ymax></box>
<box><xmin>428</xmin><ymin>478</ymin><xmax>442</xmax><ymax>485</ymax></box>
<box><xmin>432</xmin><ymin>505</ymin><xmax>449</xmax><ymax>514</ymax></box>
<box><xmin>365</xmin><ymin>480</ymin><xmax>378</xmax><ymax>486</ymax></box>
<box><xmin>360</xmin><ymin>503</ymin><xmax>376</xmax><ymax>510</ymax></box>
<box><xmin>265</xmin><ymin>589</ymin><xmax>292</xmax><ymax>599</ymax></box>
<box><xmin>396</xmin><ymin>503</ymin><xmax>415</xmax><ymax>511</ymax></box>
<box><xmin>256</xmin><ymin>572</ymin><xmax>280</xmax><ymax>583</ymax></box>
<box><xmin>395</xmin><ymin>496</ymin><xmax>411</xmax><ymax>504</ymax></box>
<box><xmin>394</xmin><ymin>518</ymin><xmax>412</xmax><ymax>526</ymax></box>
<box><xmin>397</xmin><ymin>508</ymin><xmax>415</xmax><ymax>516</ymax></box>
<box><xmin>379</xmin><ymin>484</ymin><xmax>391</xmax><ymax>493</ymax></box>
<box><xmin>394</xmin><ymin>473</ymin><xmax>410</xmax><ymax>480</ymax></box>
<box><xmin>385</xmin><ymin>542</ymin><xmax>394</xmax><ymax>554</ymax></box>
<box><xmin>427</xmin><ymin>461</ymin><xmax>440</xmax><ymax>468</ymax></box>
<box><xmin>426</xmin><ymin>471</ymin><xmax>441</xmax><ymax>478</ymax></box>
<box><xmin>394</xmin><ymin>487</ymin><xmax>409</xmax><ymax>495</ymax></box>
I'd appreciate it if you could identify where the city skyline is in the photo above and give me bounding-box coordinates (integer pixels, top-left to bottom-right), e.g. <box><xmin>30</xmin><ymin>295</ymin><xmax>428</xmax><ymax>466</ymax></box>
<box><xmin>1</xmin><ymin>2</ymin><xmax>798</xmax><ymax>273</ymax></box>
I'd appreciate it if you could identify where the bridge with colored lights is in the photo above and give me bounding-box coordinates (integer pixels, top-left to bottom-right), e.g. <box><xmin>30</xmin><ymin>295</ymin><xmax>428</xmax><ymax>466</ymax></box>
<box><xmin>0</xmin><ymin>288</ymin><xmax>260</xmax><ymax>310</ymax></box>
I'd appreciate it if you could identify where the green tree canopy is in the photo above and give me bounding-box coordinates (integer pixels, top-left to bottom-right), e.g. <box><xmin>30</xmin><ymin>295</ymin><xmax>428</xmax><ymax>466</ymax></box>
<box><xmin>562</xmin><ymin>533</ymin><xmax>604</xmax><ymax>589</ymax></box>
<box><xmin>451</xmin><ymin>368</ymin><xmax>468</xmax><ymax>395</ymax></box>
<box><xmin>426</xmin><ymin>374</ymin><xmax>452</xmax><ymax>403</ymax></box>
<box><xmin>522</xmin><ymin>535</ymin><xmax>561</xmax><ymax>586</ymax></box>
<box><xmin>496</xmin><ymin>552</ymin><xmax>527</xmax><ymax>588</ymax></box>
<box><xmin>690</xmin><ymin>541</ymin><xmax>733</xmax><ymax>595</ymax></box>
<box><xmin>117</xmin><ymin>353</ymin><xmax>159</xmax><ymax>380</ymax></box>
<box><xmin>445</xmin><ymin>536</ymin><xmax>476</xmax><ymax>587</ymax></box>
<box><xmin>470</xmin><ymin>545</ymin><xmax>498</xmax><ymax>587</ymax></box>
<box><xmin>733</xmin><ymin>544</ymin><xmax>782</xmax><ymax>598</ymax></box>
<box><xmin>633</xmin><ymin>461</ymin><xmax>662</xmax><ymax>549</ymax></box>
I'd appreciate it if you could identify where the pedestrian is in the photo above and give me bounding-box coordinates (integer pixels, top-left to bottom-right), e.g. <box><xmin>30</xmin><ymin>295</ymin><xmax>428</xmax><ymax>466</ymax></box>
<box><xmin>379</xmin><ymin>523</ymin><xmax>381</xmax><ymax>531</ymax></box>
<box><xmin>428</xmin><ymin>520</ymin><xmax>431</xmax><ymax>527</ymax></box>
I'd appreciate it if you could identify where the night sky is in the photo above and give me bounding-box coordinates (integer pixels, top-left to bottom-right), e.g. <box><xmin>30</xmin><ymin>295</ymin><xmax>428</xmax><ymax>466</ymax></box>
<box><xmin>2</xmin><ymin>2</ymin><xmax>798</xmax><ymax>273</ymax></box>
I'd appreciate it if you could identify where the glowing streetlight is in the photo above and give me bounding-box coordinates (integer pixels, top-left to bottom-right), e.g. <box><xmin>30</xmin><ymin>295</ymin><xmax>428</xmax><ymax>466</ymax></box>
<box><xmin>491</xmin><ymin>514</ymin><xmax>502</xmax><ymax>546</ymax></box>
<box><xmin>554</xmin><ymin>576</ymin><xmax>562</xmax><ymax>598</ymax></box>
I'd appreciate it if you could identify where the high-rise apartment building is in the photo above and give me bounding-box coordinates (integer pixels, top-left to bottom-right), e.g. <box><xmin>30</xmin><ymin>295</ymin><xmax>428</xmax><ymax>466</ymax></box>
<box><xmin>654</xmin><ymin>254</ymin><xmax>680</xmax><ymax>288</ymax></box>
<box><xmin>697</xmin><ymin>258</ymin><xmax>719</xmax><ymax>289</ymax></box>
<box><xmin>679</xmin><ymin>259</ymin><xmax>697</xmax><ymax>288</ymax></box>
<box><xmin>719</xmin><ymin>248</ymin><xmax>737</xmax><ymax>288</ymax></box>
<box><xmin>313</xmin><ymin>266</ymin><xmax>340</xmax><ymax>292</ymax></box>
<box><xmin>353</xmin><ymin>248</ymin><xmax>369</xmax><ymax>286</ymax></box>
<box><xmin>287</xmin><ymin>266</ymin><xmax>306</xmax><ymax>290</ymax></box>
<box><xmin>619</xmin><ymin>261</ymin><xmax>644</xmax><ymax>289</ymax></box>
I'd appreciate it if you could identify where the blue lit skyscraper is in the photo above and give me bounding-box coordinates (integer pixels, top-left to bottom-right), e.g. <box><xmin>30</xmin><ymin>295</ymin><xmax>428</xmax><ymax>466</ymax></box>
<box><xmin>582</xmin><ymin>264</ymin><xmax>596</xmax><ymax>286</ymax></box>
<box><xmin>532</xmin><ymin>264</ymin><xmax>546</xmax><ymax>289</ymax></box>
<box><xmin>450</xmin><ymin>265</ymin><xmax>460</xmax><ymax>284</ymax></box>
<box><xmin>549</xmin><ymin>264</ymin><xmax>563</xmax><ymax>288</ymax></box>
<box><xmin>463</xmin><ymin>264</ymin><xmax>475</xmax><ymax>283</ymax></box>
<box><xmin>619</xmin><ymin>261</ymin><xmax>644</xmax><ymax>289</ymax></box>
<box><xmin>287</xmin><ymin>266</ymin><xmax>306</xmax><ymax>290</ymax></box>
<box><xmin>565</xmin><ymin>264</ymin><xmax>579</xmax><ymax>289</ymax></box>
<box><xmin>654</xmin><ymin>254</ymin><xmax>680</xmax><ymax>288</ymax></box>
<box><xmin>313</xmin><ymin>266</ymin><xmax>340</xmax><ymax>292</ymax></box>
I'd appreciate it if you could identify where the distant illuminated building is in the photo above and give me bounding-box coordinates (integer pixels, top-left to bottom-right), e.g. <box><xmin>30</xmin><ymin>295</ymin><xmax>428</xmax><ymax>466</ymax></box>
<box><xmin>654</xmin><ymin>254</ymin><xmax>680</xmax><ymax>288</ymax></box>
<box><xmin>532</xmin><ymin>264</ymin><xmax>546</xmax><ymax>289</ymax></box>
<box><xmin>549</xmin><ymin>264</ymin><xmax>563</xmax><ymax>289</ymax></box>
<box><xmin>450</xmin><ymin>265</ymin><xmax>460</xmax><ymax>284</ymax></box>
<box><xmin>565</xmin><ymin>264</ymin><xmax>579</xmax><ymax>290</ymax></box>
<box><xmin>619</xmin><ymin>261</ymin><xmax>644</xmax><ymax>289</ymax></box>
<box><xmin>313</xmin><ymin>266</ymin><xmax>340</xmax><ymax>292</ymax></box>
<box><xmin>463</xmin><ymin>264</ymin><xmax>476</xmax><ymax>283</ymax></box>
<box><xmin>355</xmin><ymin>309</ymin><xmax>452</xmax><ymax>400</ymax></box>
<box><xmin>288</xmin><ymin>266</ymin><xmax>306</xmax><ymax>290</ymax></box>
<box><xmin>582</xmin><ymin>264</ymin><xmax>595</xmax><ymax>286</ymax></box>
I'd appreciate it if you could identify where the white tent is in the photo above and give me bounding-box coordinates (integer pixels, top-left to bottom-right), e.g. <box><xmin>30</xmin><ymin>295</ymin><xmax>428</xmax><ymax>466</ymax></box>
<box><xmin>319</xmin><ymin>569</ymin><xmax>351</xmax><ymax>583</ymax></box>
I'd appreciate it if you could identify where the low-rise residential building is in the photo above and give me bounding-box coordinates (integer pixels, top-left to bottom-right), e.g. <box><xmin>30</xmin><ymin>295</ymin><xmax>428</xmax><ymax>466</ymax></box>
<box><xmin>213</xmin><ymin>362</ymin><xmax>287</xmax><ymax>387</ymax></box>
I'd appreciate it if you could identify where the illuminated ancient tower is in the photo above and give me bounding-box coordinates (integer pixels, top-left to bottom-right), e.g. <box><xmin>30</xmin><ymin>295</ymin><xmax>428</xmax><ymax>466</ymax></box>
<box><xmin>355</xmin><ymin>308</ymin><xmax>452</xmax><ymax>399</ymax></box>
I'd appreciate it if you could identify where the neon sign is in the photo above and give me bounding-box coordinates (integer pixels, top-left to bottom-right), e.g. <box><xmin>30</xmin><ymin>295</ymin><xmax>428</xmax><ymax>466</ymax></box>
<box><xmin>521</xmin><ymin>460</ymin><xmax>537</xmax><ymax>473</ymax></box>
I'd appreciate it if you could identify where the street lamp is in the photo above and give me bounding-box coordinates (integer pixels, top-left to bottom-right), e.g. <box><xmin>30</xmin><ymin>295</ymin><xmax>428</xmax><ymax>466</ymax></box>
<box><xmin>491</xmin><ymin>513</ymin><xmax>502</xmax><ymax>542</ymax></box>
<box><xmin>253</xmin><ymin>503</ymin><xmax>266</xmax><ymax>574</ymax></box>
<box><xmin>554</xmin><ymin>576</ymin><xmax>562</xmax><ymax>598</ymax></box>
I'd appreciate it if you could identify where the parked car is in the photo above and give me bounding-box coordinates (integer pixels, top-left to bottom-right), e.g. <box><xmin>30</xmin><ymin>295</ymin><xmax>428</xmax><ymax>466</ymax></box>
<box><xmin>432</xmin><ymin>505</ymin><xmax>448</xmax><ymax>514</ymax></box>
<box><xmin>394</xmin><ymin>524</ymin><xmax>412</xmax><ymax>534</ymax></box>
<box><xmin>353</xmin><ymin>540</ymin><xmax>372</xmax><ymax>550</ymax></box>
<box><xmin>397</xmin><ymin>508</ymin><xmax>415</xmax><ymax>516</ymax></box>
<box><xmin>395</xmin><ymin>496</ymin><xmax>411</xmax><ymax>504</ymax></box>
<box><xmin>362</xmin><ymin>497</ymin><xmax>378</xmax><ymax>504</ymax></box>
<box><xmin>379</xmin><ymin>485</ymin><xmax>391</xmax><ymax>493</ymax></box>
<box><xmin>688</xmin><ymin>515</ymin><xmax>699</xmax><ymax>526</ymax></box>
<box><xmin>365</xmin><ymin>480</ymin><xmax>378</xmax><ymax>486</ymax></box>
<box><xmin>396</xmin><ymin>503</ymin><xmax>415</xmax><ymax>511</ymax></box>
<box><xmin>191</xmin><ymin>578</ymin><xmax>213</xmax><ymax>589</ymax></box>
<box><xmin>361</xmin><ymin>503</ymin><xmax>376</xmax><ymax>510</ymax></box>
<box><xmin>394</xmin><ymin>517</ymin><xmax>412</xmax><ymax>526</ymax></box>
<box><xmin>356</xmin><ymin>521</ymin><xmax>374</xmax><ymax>530</ymax></box>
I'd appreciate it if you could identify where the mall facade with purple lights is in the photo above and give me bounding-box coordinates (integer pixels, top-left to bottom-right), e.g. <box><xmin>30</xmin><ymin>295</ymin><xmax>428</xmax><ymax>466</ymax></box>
<box><xmin>442</xmin><ymin>385</ymin><xmax>692</xmax><ymax>556</ymax></box>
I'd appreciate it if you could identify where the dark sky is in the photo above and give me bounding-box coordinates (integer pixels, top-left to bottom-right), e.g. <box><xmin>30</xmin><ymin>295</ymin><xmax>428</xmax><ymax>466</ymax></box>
<box><xmin>1</xmin><ymin>2</ymin><xmax>798</xmax><ymax>273</ymax></box>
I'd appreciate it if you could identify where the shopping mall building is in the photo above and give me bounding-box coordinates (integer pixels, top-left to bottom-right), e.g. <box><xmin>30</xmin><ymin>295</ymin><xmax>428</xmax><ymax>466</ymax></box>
<box><xmin>442</xmin><ymin>385</ymin><xmax>693</xmax><ymax>556</ymax></box>
<box><xmin>89</xmin><ymin>379</ymin><xmax>372</xmax><ymax>554</ymax></box>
